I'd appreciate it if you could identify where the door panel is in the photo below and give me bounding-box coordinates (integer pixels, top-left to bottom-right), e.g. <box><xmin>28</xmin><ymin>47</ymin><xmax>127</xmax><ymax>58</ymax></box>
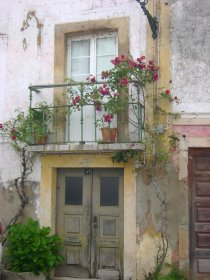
<box><xmin>93</xmin><ymin>170</ymin><xmax>123</xmax><ymax>277</ymax></box>
<box><xmin>189</xmin><ymin>149</ymin><xmax>210</xmax><ymax>280</ymax></box>
<box><xmin>56</xmin><ymin>168</ymin><xmax>123</xmax><ymax>278</ymax></box>
<box><xmin>56</xmin><ymin>169</ymin><xmax>91</xmax><ymax>278</ymax></box>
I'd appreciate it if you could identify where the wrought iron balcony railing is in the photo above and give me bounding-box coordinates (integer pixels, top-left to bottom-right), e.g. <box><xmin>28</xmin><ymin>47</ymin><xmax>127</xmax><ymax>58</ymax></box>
<box><xmin>28</xmin><ymin>82</ymin><xmax>144</xmax><ymax>146</ymax></box>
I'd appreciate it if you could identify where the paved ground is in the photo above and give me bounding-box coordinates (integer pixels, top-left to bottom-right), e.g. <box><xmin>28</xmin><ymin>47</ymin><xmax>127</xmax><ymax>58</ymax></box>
<box><xmin>53</xmin><ymin>278</ymin><xmax>97</xmax><ymax>280</ymax></box>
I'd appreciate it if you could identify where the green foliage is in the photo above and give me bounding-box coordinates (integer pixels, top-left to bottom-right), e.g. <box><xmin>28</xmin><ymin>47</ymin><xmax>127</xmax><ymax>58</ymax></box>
<box><xmin>0</xmin><ymin>102</ymin><xmax>53</xmax><ymax>148</ymax></box>
<box><xmin>6</xmin><ymin>219</ymin><xmax>63</xmax><ymax>279</ymax></box>
<box><xmin>65</xmin><ymin>55</ymin><xmax>159</xmax><ymax>126</ymax></box>
<box><xmin>112</xmin><ymin>149</ymin><xmax>140</xmax><ymax>163</ymax></box>
<box><xmin>145</xmin><ymin>265</ymin><xmax>187</xmax><ymax>280</ymax></box>
<box><xmin>158</xmin><ymin>267</ymin><xmax>187</xmax><ymax>280</ymax></box>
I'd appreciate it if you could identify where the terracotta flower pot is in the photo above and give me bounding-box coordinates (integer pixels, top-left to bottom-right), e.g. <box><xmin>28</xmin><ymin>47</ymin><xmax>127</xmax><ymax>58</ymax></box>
<box><xmin>35</xmin><ymin>135</ymin><xmax>48</xmax><ymax>145</ymax></box>
<box><xmin>101</xmin><ymin>127</ymin><xmax>117</xmax><ymax>143</ymax></box>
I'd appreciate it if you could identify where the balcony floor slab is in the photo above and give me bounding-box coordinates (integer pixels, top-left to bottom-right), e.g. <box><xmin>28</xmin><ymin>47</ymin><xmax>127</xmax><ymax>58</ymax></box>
<box><xmin>27</xmin><ymin>143</ymin><xmax>144</xmax><ymax>154</ymax></box>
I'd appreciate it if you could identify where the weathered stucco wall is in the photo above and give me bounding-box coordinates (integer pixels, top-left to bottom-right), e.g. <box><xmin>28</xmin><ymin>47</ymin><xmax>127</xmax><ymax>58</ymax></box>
<box><xmin>1</xmin><ymin>0</ymin><xmax>209</xmax><ymax>279</ymax></box>
<box><xmin>169</xmin><ymin>0</ymin><xmax>210</xmax><ymax>276</ymax></box>
<box><xmin>136</xmin><ymin>163</ymin><xmax>188</xmax><ymax>278</ymax></box>
<box><xmin>0</xmin><ymin>0</ymin><xmax>146</xmax><ymax>226</ymax></box>
<box><xmin>169</xmin><ymin>0</ymin><xmax>210</xmax><ymax>113</ymax></box>
<box><xmin>0</xmin><ymin>0</ymin><xmax>146</xmax><ymax>120</ymax></box>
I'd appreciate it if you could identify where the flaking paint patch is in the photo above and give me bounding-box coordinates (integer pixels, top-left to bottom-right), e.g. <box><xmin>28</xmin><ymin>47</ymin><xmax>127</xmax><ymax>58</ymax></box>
<box><xmin>20</xmin><ymin>11</ymin><xmax>43</xmax><ymax>47</ymax></box>
<box><xmin>136</xmin><ymin>199</ymin><xmax>156</xmax><ymax>243</ymax></box>
<box><xmin>171</xmin><ymin>239</ymin><xmax>179</xmax><ymax>263</ymax></box>
<box><xmin>0</xmin><ymin>33</ymin><xmax>7</xmax><ymax>38</ymax></box>
<box><xmin>22</xmin><ymin>38</ymin><xmax>27</xmax><ymax>51</ymax></box>
<box><xmin>33</xmin><ymin>182</ymin><xmax>40</xmax><ymax>218</ymax></box>
<box><xmin>137</xmin><ymin>231</ymin><xmax>173</xmax><ymax>279</ymax></box>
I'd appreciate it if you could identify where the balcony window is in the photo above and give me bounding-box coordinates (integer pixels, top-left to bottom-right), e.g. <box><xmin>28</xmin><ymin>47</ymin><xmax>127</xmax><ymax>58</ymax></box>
<box><xmin>66</xmin><ymin>33</ymin><xmax>118</xmax><ymax>142</ymax></box>
<box><xmin>67</xmin><ymin>32</ymin><xmax>118</xmax><ymax>81</ymax></box>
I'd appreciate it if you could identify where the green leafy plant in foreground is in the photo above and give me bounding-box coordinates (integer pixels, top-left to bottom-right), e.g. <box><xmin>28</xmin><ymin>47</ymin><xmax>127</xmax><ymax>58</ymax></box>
<box><xmin>6</xmin><ymin>218</ymin><xmax>63</xmax><ymax>279</ymax></box>
<box><xmin>158</xmin><ymin>267</ymin><xmax>187</xmax><ymax>280</ymax></box>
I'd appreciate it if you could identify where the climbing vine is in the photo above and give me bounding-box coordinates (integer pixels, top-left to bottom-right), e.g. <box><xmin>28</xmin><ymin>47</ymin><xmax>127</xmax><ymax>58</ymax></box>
<box><xmin>2</xmin><ymin>148</ymin><xmax>35</xmax><ymax>246</ymax></box>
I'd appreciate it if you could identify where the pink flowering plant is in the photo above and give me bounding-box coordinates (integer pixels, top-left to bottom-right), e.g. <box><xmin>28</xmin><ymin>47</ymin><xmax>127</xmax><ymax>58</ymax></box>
<box><xmin>0</xmin><ymin>102</ymin><xmax>53</xmax><ymax>148</ymax></box>
<box><xmin>66</xmin><ymin>55</ymin><xmax>159</xmax><ymax>127</ymax></box>
<box><xmin>160</xmin><ymin>89</ymin><xmax>179</xmax><ymax>104</ymax></box>
<box><xmin>0</xmin><ymin>110</ymin><xmax>31</xmax><ymax>147</ymax></box>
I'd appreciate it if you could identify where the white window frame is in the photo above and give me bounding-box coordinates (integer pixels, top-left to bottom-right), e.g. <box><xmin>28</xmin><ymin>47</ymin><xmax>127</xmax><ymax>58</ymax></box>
<box><xmin>66</xmin><ymin>31</ymin><xmax>118</xmax><ymax>80</ymax></box>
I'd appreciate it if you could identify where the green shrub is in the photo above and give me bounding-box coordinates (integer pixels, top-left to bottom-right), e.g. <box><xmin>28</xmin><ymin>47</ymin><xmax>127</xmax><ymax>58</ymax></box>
<box><xmin>6</xmin><ymin>219</ymin><xmax>63</xmax><ymax>279</ymax></box>
<box><xmin>158</xmin><ymin>267</ymin><xmax>187</xmax><ymax>280</ymax></box>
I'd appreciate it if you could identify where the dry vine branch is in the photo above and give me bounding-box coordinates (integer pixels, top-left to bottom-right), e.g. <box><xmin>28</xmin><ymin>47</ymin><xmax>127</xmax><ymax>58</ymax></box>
<box><xmin>2</xmin><ymin>148</ymin><xmax>34</xmax><ymax>246</ymax></box>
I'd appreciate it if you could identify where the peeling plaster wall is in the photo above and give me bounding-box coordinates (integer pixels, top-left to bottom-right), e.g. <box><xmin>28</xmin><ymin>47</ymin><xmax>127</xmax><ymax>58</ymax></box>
<box><xmin>168</xmin><ymin>0</ymin><xmax>210</xmax><ymax>275</ymax></box>
<box><xmin>169</xmin><ymin>0</ymin><xmax>210</xmax><ymax>113</ymax></box>
<box><xmin>0</xmin><ymin>143</ymin><xmax>41</xmax><ymax>226</ymax></box>
<box><xmin>0</xmin><ymin>0</ymin><xmax>146</xmax><ymax>228</ymax></box>
<box><xmin>136</xmin><ymin>163</ymin><xmax>188</xmax><ymax>279</ymax></box>
<box><xmin>0</xmin><ymin>0</ymin><xmax>10</xmax><ymax>120</ymax></box>
<box><xmin>0</xmin><ymin>0</ymin><xmax>146</xmax><ymax>119</ymax></box>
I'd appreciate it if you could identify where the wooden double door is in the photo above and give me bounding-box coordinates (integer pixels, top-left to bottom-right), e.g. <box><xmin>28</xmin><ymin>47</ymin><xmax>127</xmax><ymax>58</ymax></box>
<box><xmin>56</xmin><ymin>168</ymin><xmax>123</xmax><ymax>278</ymax></box>
<box><xmin>189</xmin><ymin>148</ymin><xmax>210</xmax><ymax>279</ymax></box>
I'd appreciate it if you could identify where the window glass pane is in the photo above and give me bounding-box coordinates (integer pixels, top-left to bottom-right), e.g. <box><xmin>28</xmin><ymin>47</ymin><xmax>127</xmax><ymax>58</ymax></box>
<box><xmin>96</xmin><ymin>55</ymin><xmax>115</xmax><ymax>75</ymax></box>
<box><xmin>71</xmin><ymin>57</ymin><xmax>90</xmax><ymax>76</ymax></box>
<box><xmin>97</xmin><ymin>37</ymin><xmax>116</xmax><ymax>56</ymax></box>
<box><xmin>71</xmin><ymin>75</ymin><xmax>90</xmax><ymax>82</ymax></box>
<box><xmin>65</xmin><ymin>177</ymin><xmax>83</xmax><ymax>205</ymax></box>
<box><xmin>71</xmin><ymin>40</ymin><xmax>90</xmax><ymax>57</ymax></box>
<box><xmin>100</xmin><ymin>177</ymin><xmax>119</xmax><ymax>206</ymax></box>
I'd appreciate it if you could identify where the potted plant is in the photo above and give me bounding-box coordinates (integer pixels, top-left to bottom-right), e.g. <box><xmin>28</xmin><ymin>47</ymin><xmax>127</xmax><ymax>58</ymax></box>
<box><xmin>96</xmin><ymin>114</ymin><xmax>118</xmax><ymax>143</ymax></box>
<box><xmin>29</xmin><ymin>102</ymin><xmax>53</xmax><ymax>144</ymax></box>
<box><xmin>0</xmin><ymin>102</ymin><xmax>53</xmax><ymax>148</ymax></box>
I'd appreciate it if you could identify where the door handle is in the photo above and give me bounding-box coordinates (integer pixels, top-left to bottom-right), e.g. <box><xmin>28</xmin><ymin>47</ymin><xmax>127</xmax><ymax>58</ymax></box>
<box><xmin>93</xmin><ymin>216</ymin><xmax>98</xmax><ymax>229</ymax></box>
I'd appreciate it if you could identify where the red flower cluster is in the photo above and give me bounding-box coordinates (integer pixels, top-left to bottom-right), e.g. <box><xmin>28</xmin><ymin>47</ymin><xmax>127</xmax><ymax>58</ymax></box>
<box><xmin>0</xmin><ymin>123</ymin><xmax>18</xmax><ymax>141</ymax></box>
<box><xmin>111</xmin><ymin>56</ymin><xmax>121</xmax><ymax>66</ymax></box>
<box><xmin>165</xmin><ymin>90</ymin><xmax>170</xmax><ymax>95</ymax></box>
<box><xmin>120</xmin><ymin>77</ymin><xmax>128</xmax><ymax>85</ymax></box>
<box><xmin>101</xmin><ymin>71</ymin><xmax>109</xmax><ymax>80</ymax></box>
<box><xmin>95</xmin><ymin>103</ymin><xmax>102</xmax><ymax>111</ymax></box>
<box><xmin>153</xmin><ymin>74</ymin><xmax>159</xmax><ymax>81</ymax></box>
<box><xmin>10</xmin><ymin>128</ymin><xmax>17</xmax><ymax>140</ymax></box>
<box><xmin>72</xmin><ymin>95</ymin><xmax>81</xmax><ymax>105</ymax></box>
<box><xmin>103</xmin><ymin>114</ymin><xmax>113</xmax><ymax>123</ymax></box>
<box><xmin>109</xmin><ymin>55</ymin><xmax>159</xmax><ymax>83</ymax></box>
<box><xmin>87</xmin><ymin>75</ymin><xmax>96</xmax><ymax>83</ymax></box>
<box><xmin>11</xmin><ymin>135</ymin><xmax>17</xmax><ymax>140</ymax></box>
<box><xmin>137</xmin><ymin>56</ymin><xmax>146</xmax><ymax>70</ymax></box>
<box><xmin>99</xmin><ymin>84</ymin><xmax>110</xmax><ymax>96</ymax></box>
<box><xmin>137</xmin><ymin>56</ymin><xmax>145</xmax><ymax>62</ymax></box>
<box><xmin>147</xmin><ymin>60</ymin><xmax>160</xmax><ymax>80</ymax></box>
